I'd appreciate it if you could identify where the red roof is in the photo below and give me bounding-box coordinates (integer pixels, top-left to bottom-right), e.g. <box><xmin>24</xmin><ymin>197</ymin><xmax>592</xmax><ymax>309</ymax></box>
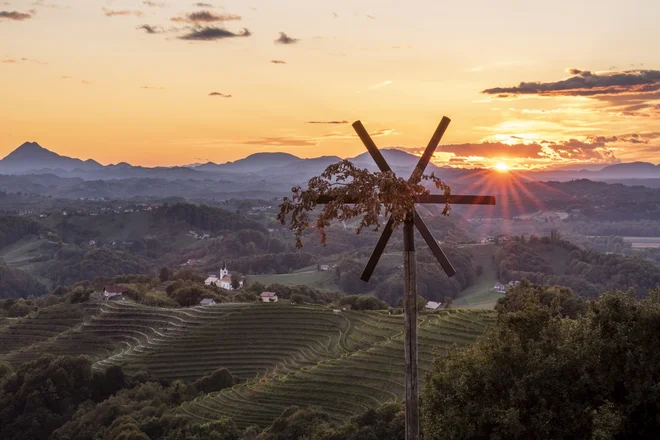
<box><xmin>260</xmin><ymin>292</ymin><xmax>277</xmax><ymax>297</ymax></box>
<box><xmin>222</xmin><ymin>275</ymin><xmax>232</xmax><ymax>282</ymax></box>
<box><xmin>104</xmin><ymin>285</ymin><xmax>128</xmax><ymax>294</ymax></box>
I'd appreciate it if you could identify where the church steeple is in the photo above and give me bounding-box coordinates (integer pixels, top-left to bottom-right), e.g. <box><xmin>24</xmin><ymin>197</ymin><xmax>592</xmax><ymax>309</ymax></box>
<box><xmin>220</xmin><ymin>260</ymin><xmax>228</xmax><ymax>279</ymax></box>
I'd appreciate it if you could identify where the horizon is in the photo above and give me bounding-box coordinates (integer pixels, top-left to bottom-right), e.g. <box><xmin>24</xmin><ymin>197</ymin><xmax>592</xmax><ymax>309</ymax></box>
<box><xmin>2</xmin><ymin>0</ymin><xmax>660</xmax><ymax>169</ymax></box>
<box><xmin>6</xmin><ymin>139</ymin><xmax>657</xmax><ymax>172</ymax></box>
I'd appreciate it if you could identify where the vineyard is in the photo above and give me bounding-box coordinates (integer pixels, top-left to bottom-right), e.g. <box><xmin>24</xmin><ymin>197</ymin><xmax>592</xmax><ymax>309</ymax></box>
<box><xmin>0</xmin><ymin>302</ymin><xmax>494</xmax><ymax>428</ymax></box>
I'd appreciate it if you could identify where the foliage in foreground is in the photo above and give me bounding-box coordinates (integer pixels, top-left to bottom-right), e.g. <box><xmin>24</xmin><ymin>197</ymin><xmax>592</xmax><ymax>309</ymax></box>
<box><xmin>422</xmin><ymin>285</ymin><xmax>660</xmax><ymax>439</ymax></box>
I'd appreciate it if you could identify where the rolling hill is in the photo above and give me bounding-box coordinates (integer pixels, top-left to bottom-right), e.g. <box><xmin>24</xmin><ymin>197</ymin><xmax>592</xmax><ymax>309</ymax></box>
<box><xmin>0</xmin><ymin>301</ymin><xmax>494</xmax><ymax>429</ymax></box>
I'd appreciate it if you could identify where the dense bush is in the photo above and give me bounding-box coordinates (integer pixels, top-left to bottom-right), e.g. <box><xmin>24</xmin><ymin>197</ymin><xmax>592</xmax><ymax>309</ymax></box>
<box><xmin>423</xmin><ymin>288</ymin><xmax>660</xmax><ymax>439</ymax></box>
<box><xmin>192</xmin><ymin>368</ymin><xmax>234</xmax><ymax>394</ymax></box>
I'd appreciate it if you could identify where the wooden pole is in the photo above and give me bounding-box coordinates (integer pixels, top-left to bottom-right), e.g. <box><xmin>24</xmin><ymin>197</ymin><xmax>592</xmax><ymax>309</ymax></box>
<box><xmin>403</xmin><ymin>213</ymin><xmax>419</xmax><ymax>440</ymax></box>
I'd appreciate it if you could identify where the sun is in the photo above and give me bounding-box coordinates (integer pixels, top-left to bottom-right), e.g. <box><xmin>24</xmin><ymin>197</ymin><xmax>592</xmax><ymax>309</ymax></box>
<box><xmin>495</xmin><ymin>162</ymin><xmax>509</xmax><ymax>172</ymax></box>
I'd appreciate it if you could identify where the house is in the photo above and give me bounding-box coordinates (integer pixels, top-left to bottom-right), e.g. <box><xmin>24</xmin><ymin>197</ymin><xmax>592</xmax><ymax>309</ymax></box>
<box><xmin>200</xmin><ymin>298</ymin><xmax>216</xmax><ymax>306</ymax></box>
<box><xmin>480</xmin><ymin>237</ymin><xmax>489</xmax><ymax>244</ymax></box>
<box><xmin>103</xmin><ymin>285</ymin><xmax>128</xmax><ymax>300</ymax></box>
<box><xmin>425</xmin><ymin>301</ymin><xmax>442</xmax><ymax>310</ymax></box>
<box><xmin>204</xmin><ymin>276</ymin><xmax>219</xmax><ymax>286</ymax></box>
<box><xmin>494</xmin><ymin>282</ymin><xmax>506</xmax><ymax>293</ymax></box>
<box><xmin>260</xmin><ymin>292</ymin><xmax>278</xmax><ymax>303</ymax></box>
<box><xmin>508</xmin><ymin>280</ymin><xmax>520</xmax><ymax>287</ymax></box>
<box><xmin>320</xmin><ymin>265</ymin><xmax>330</xmax><ymax>271</ymax></box>
<box><xmin>341</xmin><ymin>303</ymin><xmax>353</xmax><ymax>311</ymax></box>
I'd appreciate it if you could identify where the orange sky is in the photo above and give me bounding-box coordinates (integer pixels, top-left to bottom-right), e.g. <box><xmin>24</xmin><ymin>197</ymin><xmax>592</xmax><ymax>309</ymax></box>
<box><xmin>2</xmin><ymin>0</ymin><xmax>660</xmax><ymax>169</ymax></box>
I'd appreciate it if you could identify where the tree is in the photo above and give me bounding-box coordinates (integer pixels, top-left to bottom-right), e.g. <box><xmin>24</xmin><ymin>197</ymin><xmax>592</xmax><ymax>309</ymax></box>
<box><xmin>475</xmin><ymin>264</ymin><xmax>484</xmax><ymax>277</ymax></box>
<box><xmin>193</xmin><ymin>368</ymin><xmax>234</xmax><ymax>394</ymax></box>
<box><xmin>442</xmin><ymin>296</ymin><xmax>452</xmax><ymax>309</ymax></box>
<box><xmin>422</xmin><ymin>289</ymin><xmax>660</xmax><ymax>439</ymax></box>
<box><xmin>278</xmin><ymin>160</ymin><xmax>450</xmax><ymax>248</ymax></box>
<box><xmin>230</xmin><ymin>273</ymin><xmax>241</xmax><ymax>290</ymax></box>
<box><xmin>159</xmin><ymin>267</ymin><xmax>170</xmax><ymax>283</ymax></box>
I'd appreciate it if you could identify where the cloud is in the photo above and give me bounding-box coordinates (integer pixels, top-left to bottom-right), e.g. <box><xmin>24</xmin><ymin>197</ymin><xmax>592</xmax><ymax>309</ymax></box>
<box><xmin>242</xmin><ymin>137</ymin><xmax>318</xmax><ymax>147</ymax></box>
<box><xmin>271</xmin><ymin>60</ymin><xmax>287</xmax><ymax>64</ymax></box>
<box><xmin>141</xmin><ymin>85</ymin><xmax>164</xmax><ymax>90</ymax></box>
<box><xmin>393</xmin><ymin>132</ymin><xmax>659</xmax><ymax>168</ymax></box>
<box><xmin>179</xmin><ymin>26</ymin><xmax>250</xmax><ymax>40</ymax></box>
<box><xmin>172</xmin><ymin>11</ymin><xmax>241</xmax><ymax>23</ymax></box>
<box><xmin>366</xmin><ymin>14</ymin><xmax>376</xmax><ymax>19</ymax></box>
<box><xmin>274</xmin><ymin>32</ymin><xmax>298</xmax><ymax>45</ymax></box>
<box><xmin>137</xmin><ymin>24</ymin><xmax>164</xmax><ymax>34</ymax></box>
<box><xmin>1</xmin><ymin>57</ymin><xmax>44</xmax><ymax>64</ymax></box>
<box><xmin>368</xmin><ymin>80</ymin><xmax>392</xmax><ymax>90</ymax></box>
<box><xmin>0</xmin><ymin>10</ymin><xmax>34</xmax><ymax>20</ymax></box>
<box><xmin>103</xmin><ymin>8</ymin><xmax>143</xmax><ymax>17</ymax></box>
<box><xmin>194</xmin><ymin>2</ymin><xmax>214</xmax><ymax>7</ymax></box>
<box><xmin>482</xmin><ymin>68</ymin><xmax>660</xmax><ymax>98</ymax></box>
<box><xmin>143</xmin><ymin>1</ymin><xmax>166</xmax><ymax>6</ymax></box>
<box><xmin>307</xmin><ymin>120</ymin><xmax>349</xmax><ymax>124</ymax></box>
<box><xmin>81</xmin><ymin>80</ymin><xmax>92</xmax><ymax>85</ymax></box>
<box><xmin>209</xmin><ymin>92</ymin><xmax>231</xmax><ymax>97</ymax></box>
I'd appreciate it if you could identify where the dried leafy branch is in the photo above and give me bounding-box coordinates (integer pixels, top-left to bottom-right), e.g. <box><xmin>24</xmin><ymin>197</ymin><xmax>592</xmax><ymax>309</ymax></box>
<box><xmin>278</xmin><ymin>160</ymin><xmax>451</xmax><ymax>248</ymax></box>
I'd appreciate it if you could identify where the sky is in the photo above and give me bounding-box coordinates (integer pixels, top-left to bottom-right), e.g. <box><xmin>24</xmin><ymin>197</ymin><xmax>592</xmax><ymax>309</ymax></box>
<box><xmin>1</xmin><ymin>0</ymin><xmax>660</xmax><ymax>169</ymax></box>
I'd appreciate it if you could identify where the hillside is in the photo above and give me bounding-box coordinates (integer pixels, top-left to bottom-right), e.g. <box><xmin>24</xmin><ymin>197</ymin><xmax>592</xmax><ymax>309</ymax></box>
<box><xmin>0</xmin><ymin>302</ymin><xmax>493</xmax><ymax>428</ymax></box>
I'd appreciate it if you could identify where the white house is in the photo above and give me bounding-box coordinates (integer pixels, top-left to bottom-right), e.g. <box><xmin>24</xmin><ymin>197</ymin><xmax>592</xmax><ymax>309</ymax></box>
<box><xmin>425</xmin><ymin>301</ymin><xmax>442</xmax><ymax>310</ymax></box>
<box><xmin>260</xmin><ymin>292</ymin><xmax>278</xmax><ymax>303</ymax></box>
<box><xmin>205</xmin><ymin>275</ymin><xmax>219</xmax><ymax>286</ymax></box>
<box><xmin>200</xmin><ymin>298</ymin><xmax>216</xmax><ymax>306</ymax></box>
<box><xmin>494</xmin><ymin>282</ymin><xmax>506</xmax><ymax>293</ymax></box>
<box><xmin>320</xmin><ymin>265</ymin><xmax>330</xmax><ymax>271</ymax></box>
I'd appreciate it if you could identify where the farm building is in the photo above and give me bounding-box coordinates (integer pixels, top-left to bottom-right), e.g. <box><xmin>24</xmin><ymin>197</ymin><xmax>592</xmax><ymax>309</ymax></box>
<box><xmin>260</xmin><ymin>292</ymin><xmax>278</xmax><ymax>303</ymax></box>
<box><xmin>199</xmin><ymin>298</ymin><xmax>216</xmax><ymax>306</ymax></box>
<box><xmin>319</xmin><ymin>265</ymin><xmax>330</xmax><ymax>271</ymax></box>
<box><xmin>425</xmin><ymin>301</ymin><xmax>442</xmax><ymax>310</ymax></box>
<box><xmin>103</xmin><ymin>285</ymin><xmax>127</xmax><ymax>300</ymax></box>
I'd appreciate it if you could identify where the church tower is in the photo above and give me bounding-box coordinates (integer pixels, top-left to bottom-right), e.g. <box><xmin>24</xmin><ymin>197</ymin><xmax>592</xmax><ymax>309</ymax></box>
<box><xmin>219</xmin><ymin>260</ymin><xmax>228</xmax><ymax>279</ymax></box>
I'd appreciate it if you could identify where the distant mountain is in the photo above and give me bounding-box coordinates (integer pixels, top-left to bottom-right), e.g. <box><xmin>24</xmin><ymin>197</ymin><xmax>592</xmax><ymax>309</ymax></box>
<box><xmin>599</xmin><ymin>162</ymin><xmax>660</xmax><ymax>177</ymax></box>
<box><xmin>0</xmin><ymin>142</ymin><xmax>103</xmax><ymax>173</ymax></box>
<box><xmin>208</xmin><ymin>152</ymin><xmax>302</xmax><ymax>174</ymax></box>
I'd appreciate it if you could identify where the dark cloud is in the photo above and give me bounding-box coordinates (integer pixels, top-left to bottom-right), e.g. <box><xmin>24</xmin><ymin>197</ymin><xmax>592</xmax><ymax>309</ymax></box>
<box><xmin>482</xmin><ymin>68</ymin><xmax>660</xmax><ymax>97</ymax></box>
<box><xmin>143</xmin><ymin>1</ymin><xmax>166</xmax><ymax>6</ymax></box>
<box><xmin>137</xmin><ymin>24</ymin><xmax>164</xmax><ymax>34</ymax></box>
<box><xmin>194</xmin><ymin>2</ymin><xmax>214</xmax><ymax>7</ymax></box>
<box><xmin>332</xmin><ymin>12</ymin><xmax>339</xmax><ymax>18</ymax></box>
<box><xmin>103</xmin><ymin>8</ymin><xmax>143</xmax><ymax>17</ymax></box>
<box><xmin>1</xmin><ymin>58</ymin><xmax>16</xmax><ymax>63</ymax></box>
<box><xmin>367</xmin><ymin>14</ymin><xmax>376</xmax><ymax>19</ymax></box>
<box><xmin>0</xmin><ymin>10</ymin><xmax>34</xmax><ymax>20</ymax></box>
<box><xmin>271</xmin><ymin>60</ymin><xmax>287</xmax><ymax>64</ymax></box>
<box><xmin>179</xmin><ymin>26</ymin><xmax>250</xmax><ymax>40</ymax></box>
<box><xmin>141</xmin><ymin>85</ymin><xmax>164</xmax><ymax>90</ymax></box>
<box><xmin>307</xmin><ymin>120</ymin><xmax>349</xmax><ymax>124</ymax></box>
<box><xmin>274</xmin><ymin>32</ymin><xmax>299</xmax><ymax>45</ymax></box>
<box><xmin>172</xmin><ymin>11</ymin><xmax>241</xmax><ymax>23</ymax></box>
<box><xmin>209</xmin><ymin>92</ymin><xmax>231</xmax><ymax>97</ymax></box>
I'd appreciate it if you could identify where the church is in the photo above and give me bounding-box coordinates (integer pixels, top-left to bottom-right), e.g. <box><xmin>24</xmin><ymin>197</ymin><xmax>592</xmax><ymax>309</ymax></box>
<box><xmin>204</xmin><ymin>261</ymin><xmax>243</xmax><ymax>290</ymax></box>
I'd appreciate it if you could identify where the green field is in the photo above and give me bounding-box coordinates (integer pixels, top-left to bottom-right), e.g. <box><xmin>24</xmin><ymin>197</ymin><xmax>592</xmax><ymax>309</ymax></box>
<box><xmin>453</xmin><ymin>244</ymin><xmax>504</xmax><ymax>309</ymax></box>
<box><xmin>0</xmin><ymin>301</ymin><xmax>494</xmax><ymax>429</ymax></box>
